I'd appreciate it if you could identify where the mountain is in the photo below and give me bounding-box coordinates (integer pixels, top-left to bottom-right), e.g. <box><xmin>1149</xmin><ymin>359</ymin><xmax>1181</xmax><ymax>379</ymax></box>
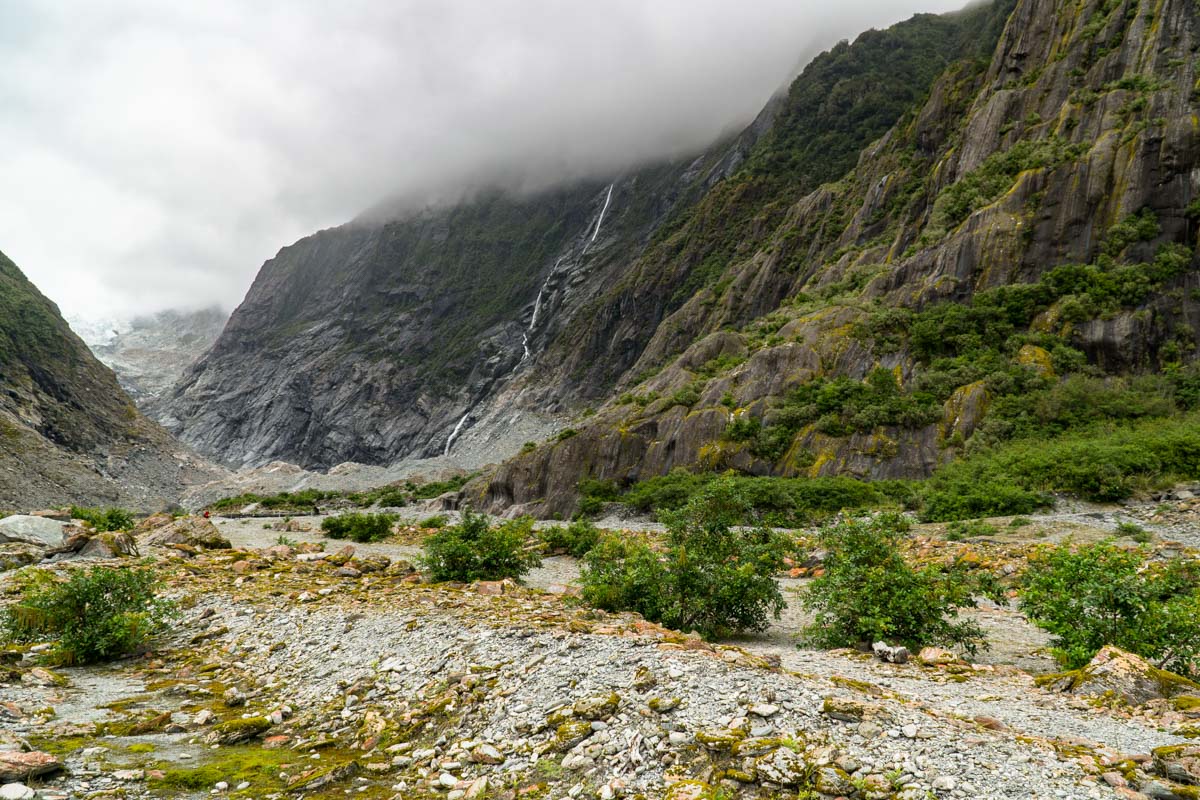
<box><xmin>73</xmin><ymin>308</ymin><xmax>226</xmax><ymax>416</ymax></box>
<box><xmin>166</xmin><ymin>0</ymin><xmax>1200</xmax><ymax>518</ymax></box>
<box><xmin>0</xmin><ymin>250</ymin><xmax>218</xmax><ymax>509</ymax></box>
<box><xmin>163</xmin><ymin>2</ymin><xmax>1011</xmax><ymax>472</ymax></box>
<box><xmin>480</xmin><ymin>0</ymin><xmax>1200</xmax><ymax>515</ymax></box>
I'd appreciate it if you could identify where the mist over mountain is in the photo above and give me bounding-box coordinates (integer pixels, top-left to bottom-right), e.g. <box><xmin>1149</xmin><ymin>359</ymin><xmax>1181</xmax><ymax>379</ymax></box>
<box><xmin>0</xmin><ymin>0</ymin><xmax>967</xmax><ymax>321</ymax></box>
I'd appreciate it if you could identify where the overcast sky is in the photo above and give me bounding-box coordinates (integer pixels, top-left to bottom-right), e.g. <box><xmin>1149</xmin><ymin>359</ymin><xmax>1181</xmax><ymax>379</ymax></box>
<box><xmin>0</xmin><ymin>0</ymin><xmax>968</xmax><ymax>321</ymax></box>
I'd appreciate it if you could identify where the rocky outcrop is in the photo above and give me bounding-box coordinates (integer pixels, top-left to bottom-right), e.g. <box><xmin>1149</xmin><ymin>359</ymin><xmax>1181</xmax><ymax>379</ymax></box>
<box><xmin>0</xmin><ymin>250</ymin><xmax>221</xmax><ymax>510</ymax></box>
<box><xmin>1041</xmin><ymin>645</ymin><xmax>1200</xmax><ymax>706</ymax></box>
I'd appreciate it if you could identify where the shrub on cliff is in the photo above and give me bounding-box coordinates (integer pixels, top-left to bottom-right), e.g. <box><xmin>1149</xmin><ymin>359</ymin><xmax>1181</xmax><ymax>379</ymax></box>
<box><xmin>1020</xmin><ymin>541</ymin><xmax>1200</xmax><ymax>675</ymax></box>
<box><xmin>2</xmin><ymin>566</ymin><xmax>175</xmax><ymax>665</ymax></box>
<box><xmin>580</xmin><ymin>479</ymin><xmax>789</xmax><ymax>638</ymax></box>
<box><xmin>421</xmin><ymin>509</ymin><xmax>541</xmax><ymax>582</ymax></box>
<box><xmin>803</xmin><ymin>513</ymin><xmax>985</xmax><ymax>652</ymax></box>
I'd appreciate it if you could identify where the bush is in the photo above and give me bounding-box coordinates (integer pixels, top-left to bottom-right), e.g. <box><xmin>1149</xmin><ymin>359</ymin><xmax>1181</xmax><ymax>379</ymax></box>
<box><xmin>421</xmin><ymin>509</ymin><xmax>541</xmax><ymax>582</ymax></box>
<box><xmin>418</xmin><ymin>514</ymin><xmax>448</xmax><ymax>529</ymax></box>
<box><xmin>1020</xmin><ymin>542</ymin><xmax>1200</xmax><ymax>675</ymax></box>
<box><xmin>803</xmin><ymin>513</ymin><xmax>985</xmax><ymax>652</ymax></box>
<box><xmin>539</xmin><ymin>518</ymin><xmax>602</xmax><ymax>558</ymax></box>
<box><xmin>2</xmin><ymin>567</ymin><xmax>175</xmax><ymax>665</ymax></box>
<box><xmin>920</xmin><ymin>414</ymin><xmax>1200</xmax><ymax>520</ymax></box>
<box><xmin>70</xmin><ymin>506</ymin><xmax>135</xmax><ymax>532</ymax></box>
<box><xmin>320</xmin><ymin>513</ymin><xmax>396</xmax><ymax>543</ymax></box>
<box><xmin>580</xmin><ymin>479</ymin><xmax>789</xmax><ymax>638</ymax></box>
<box><xmin>621</xmin><ymin>469</ymin><xmax>906</xmax><ymax>527</ymax></box>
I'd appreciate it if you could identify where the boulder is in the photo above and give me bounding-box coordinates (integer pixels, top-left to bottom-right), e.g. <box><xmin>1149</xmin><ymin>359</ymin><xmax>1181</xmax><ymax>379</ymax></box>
<box><xmin>754</xmin><ymin>746</ymin><xmax>811</xmax><ymax>786</ymax></box>
<box><xmin>1041</xmin><ymin>646</ymin><xmax>1200</xmax><ymax>706</ymax></box>
<box><xmin>141</xmin><ymin>517</ymin><xmax>231</xmax><ymax>550</ymax></box>
<box><xmin>0</xmin><ymin>515</ymin><xmax>64</xmax><ymax>548</ymax></box>
<box><xmin>78</xmin><ymin>532</ymin><xmax>138</xmax><ymax>559</ymax></box>
<box><xmin>917</xmin><ymin>646</ymin><xmax>963</xmax><ymax>666</ymax></box>
<box><xmin>872</xmin><ymin>641</ymin><xmax>910</xmax><ymax>664</ymax></box>
<box><xmin>1154</xmin><ymin>745</ymin><xmax>1200</xmax><ymax>786</ymax></box>
<box><xmin>0</xmin><ymin>750</ymin><xmax>62</xmax><ymax>782</ymax></box>
<box><xmin>132</xmin><ymin>513</ymin><xmax>173</xmax><ymax>535</ymax></box>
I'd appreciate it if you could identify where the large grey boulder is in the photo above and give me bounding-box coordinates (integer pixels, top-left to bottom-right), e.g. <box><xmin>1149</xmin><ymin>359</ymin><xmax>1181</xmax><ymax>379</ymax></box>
<box><xmin>0</xmin><ymin>515</ymin><xmax>65</xmax><ymax>548</ymax></box>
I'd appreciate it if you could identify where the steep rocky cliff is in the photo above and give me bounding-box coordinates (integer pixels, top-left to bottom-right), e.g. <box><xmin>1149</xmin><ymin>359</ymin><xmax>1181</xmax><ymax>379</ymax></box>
<box><xmin>166</xmin><ymin>141</ymin><xmax>759</xmax><ymax>469</ymax></box>
<box><xmin>0</xmin><ymin>250</ymin><xmax>218</xmax><ymax>509</ymax></box>
<box><xmin>479</xmin><ymin>0</ymin><xmax>1200</xmax><ymax>515</ymax></box>
<box><xmin>165</xmin><ymin>3</ymin><xmax>1009</xmax><ymax>472</ymax></box>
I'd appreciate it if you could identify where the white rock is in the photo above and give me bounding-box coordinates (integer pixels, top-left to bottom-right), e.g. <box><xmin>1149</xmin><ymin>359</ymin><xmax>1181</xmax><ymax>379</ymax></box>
<box><xmin>902</xmin><ymin>724</ymin><xmax>919</xmax><ymax>739</ymax></box>
<box><xmin>0</xmin><ymin>515</ymin><xmax>65</xmax><ymax>547</ymax></box>
<box><xmin>749</xmin><ymin>703</ymin><xmax>779</xmax><ymax>718</ymax></box>
<box><xmin>932</xmin><ymin>775</ymin><xmax>957</xmax><ymax>791</ymax></box>
<box><xmin>0</xmin><ymin>784</ymin><xmax>35</xmax><ymax>800</ymax></box>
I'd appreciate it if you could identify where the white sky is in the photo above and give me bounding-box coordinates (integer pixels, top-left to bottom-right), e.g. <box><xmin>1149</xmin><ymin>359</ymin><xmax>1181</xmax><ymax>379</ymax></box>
<box><xmin>0</xmin><ymin>0</ymin><xmax>967</xmax><ymax>320</ymax></box>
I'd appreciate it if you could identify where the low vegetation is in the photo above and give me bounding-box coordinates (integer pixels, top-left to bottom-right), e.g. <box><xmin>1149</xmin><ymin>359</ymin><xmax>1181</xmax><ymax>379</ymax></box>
<box><xmin>320</xmin><ymin>512</ymin><xmax>396</xmax><ymax>543</ymax></box>
<box><xmin>70</xmin><ymin>506</ymin><xmax>135</xmax><ymax>532</ymax></box>
<box><xmin>2</xmin><ymin>566</ymin><xmax>175</xmax><ymax>665</ymax></box>
<box><xmin>421</xmin><ymin>508</ymin><xmax>541</xmax><ymax>583</ymax></box>
<box><xmin>803</xmin><ymin>513</ymin><xmax>985</xmax><ymax>653</ymax></box>
<box><xmin>207</xmin><ymin>474</ymin><xmax>476</xmax><ymax>514</ymax></box>
<box><xmin>608</xmin><ymin>469</ymin><xmax>910</xmax><ymax>527</ymax></box>
<box><xmin>580</xmin><ymin>480</ymin><xmax>789</xmax><ymax>639</ymax></box>
<box><xmin>538</xmin><ymin>518</ymin><xmax>602</xmax><ymax>558</ymax></box>
<box><xmin>1020</xmin><ymin>541</ymin><xmax>1200</xmax><ymax>676</ymax></box>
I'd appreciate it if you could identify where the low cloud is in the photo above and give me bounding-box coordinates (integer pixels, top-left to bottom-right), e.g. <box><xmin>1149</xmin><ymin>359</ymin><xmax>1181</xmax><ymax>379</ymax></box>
<box><xmin>0</xmin><ymin>0</ymin><xmax>969</xmax><ymax>320</ymax></box>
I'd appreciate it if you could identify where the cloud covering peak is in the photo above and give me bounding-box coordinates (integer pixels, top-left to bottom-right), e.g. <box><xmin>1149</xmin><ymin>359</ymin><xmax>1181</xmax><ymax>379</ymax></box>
<box><xmin>0</xmin><ymin>0</ymin><xmax>967</xmax><ymax>319</ymax></box>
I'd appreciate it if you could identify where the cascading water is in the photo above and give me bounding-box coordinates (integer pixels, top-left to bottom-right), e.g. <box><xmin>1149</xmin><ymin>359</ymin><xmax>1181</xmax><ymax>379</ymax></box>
<box><xmin>443</xmin><ymin>182</ymin><xmax>617</xmax><ymax>455</ymax></box>
<box><xmin>443</xmin><ymin>411</ymin><xmax>470</xmax><ymax>456</ymax></box>
<box><xmin>591</xmin><ymin>183</ymin><xmax>614</xmax><ymax>243</ymax></box>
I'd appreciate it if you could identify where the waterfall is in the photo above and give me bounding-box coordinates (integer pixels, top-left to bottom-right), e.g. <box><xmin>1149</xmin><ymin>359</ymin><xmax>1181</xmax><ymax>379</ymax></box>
<box><xmin>591</xmin><ymin>183</ymin><xmax>614</xmax><ymax>243</ymax></box>
<box><xmin>444</xmin><ymin>412</ymin><xmax>470</xmax><ymax>456</ymax></box>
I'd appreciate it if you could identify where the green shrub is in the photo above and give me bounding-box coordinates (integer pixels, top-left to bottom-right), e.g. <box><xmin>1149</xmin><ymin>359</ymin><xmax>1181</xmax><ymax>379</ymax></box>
<box><xmin>621</xmin><ymin>469</ymin><xmax>905</xmax><ymax>527</ymax></box>
<box><xmin>577</xmin><ymin>478</ymin><xmax>620</xmax><ymax>516</ymax></box>
<box><xmin>408</xmin><ymin>474</ymin><xmax>473</xmax><ymax>501</ymax></box>
<box><xmin>1020</xmin><ymin>542</ymin><xmax>1200</xmax><ymax>675</ymax></box>
<box><xmin>421</xmin><ymin>509</ymin><xmax>541</xmax><ymax>582</ymax></box>
<box><xmin>70</xmin><ymin>506</ymin><xmax>135</xmax><ymax>532</ymax></box>
<box><xmin>418</xmin><ymin>514</ymin><xmax>448</xmax><ymax>529</ymax></box>
<box><xmin>2</xmin><ymin>567</ymin><xmax>175</xmax><ymax>665</ymax></box>
<box><xmin>357</xmin><ymin>486</ymin><xmax>409</xmax><ymax>508</ymax></box>
<box><xmin>580</xmin><ymin>479</ymin><xmax>789</xmax><ymax>638</ymax></box>
<box><xmin>803</xmin><ymin>513</ymin><xmax>985</xmax><ymax>652</ymax></box>
<box><xmin>1008</xmin><ymin>517</ymin><xmax>1033</xmax><ymax>528</ymax></box>
<box><xmin>538</xmin><ymin>518</ymin><xmax>602</xmax><ymax>558</ymax></box>
<box><xmin>921</xmin><ymin>414</ymin><xmax>1200</xmax><ymax>520</ymax></box>
<box><xmin>945</xmin><ymin>519</ymin><xmax>999</xmax><ymax>541</ymax></box>
<box><xmin>320</xmin><ymin>513</ymin><xmax>396</xmax><ymax>543</ymax></box>
<box><xmin>1115</xmin><ymin>521</ymin><xmax>1152</xmax><ymax>542</ymax></box>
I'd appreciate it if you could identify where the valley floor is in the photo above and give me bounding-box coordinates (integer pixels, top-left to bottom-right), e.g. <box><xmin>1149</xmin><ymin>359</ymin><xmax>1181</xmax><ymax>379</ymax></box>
<box><xmin>3</xmin><ymin>500</ymin><xmax>1200</xmax><ymax>800</ymax></box>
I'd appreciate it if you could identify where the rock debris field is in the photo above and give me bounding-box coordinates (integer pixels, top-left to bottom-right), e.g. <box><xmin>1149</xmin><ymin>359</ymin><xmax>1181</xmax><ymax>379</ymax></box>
<box><xmin>2</xmin><ymin>499</ymin><xmax>1200</xmax><ymax>800</ymax></box>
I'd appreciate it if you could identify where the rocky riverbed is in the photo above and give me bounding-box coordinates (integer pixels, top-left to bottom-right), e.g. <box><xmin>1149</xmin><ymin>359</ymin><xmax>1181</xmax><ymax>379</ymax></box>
<box><xmin>2</xmin><ymin>499</ymin><xmax>1200</xmax><ymax>799</ymax></box>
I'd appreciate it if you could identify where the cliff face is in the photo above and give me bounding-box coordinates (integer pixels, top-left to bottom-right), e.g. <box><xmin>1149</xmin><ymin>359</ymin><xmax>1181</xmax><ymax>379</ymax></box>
<box><xmin>479</xmin><ymin>0</ymin><xmax>1200</xmax><ymax>515</ymax></box>
<box><xmin>165</xmin><ymin>139</ymin><xmax>764</xmax><ymax>469</ymax></box>
<box><xmin>0</xmin><ymin>250</ymin><xmax>217</xmax><ymax>509</ymax></box>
